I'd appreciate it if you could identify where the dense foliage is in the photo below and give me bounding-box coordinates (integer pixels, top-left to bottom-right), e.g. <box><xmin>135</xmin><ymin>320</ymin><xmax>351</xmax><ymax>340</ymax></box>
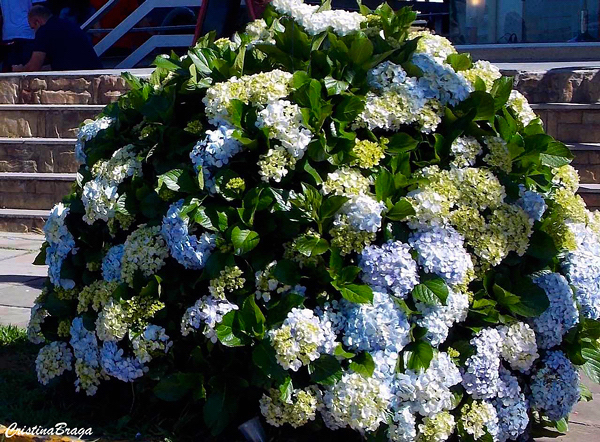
<box><xmin>29</xmin><ymin>1</ymin><xmax>600</xmax><ymax>440</ymax></box>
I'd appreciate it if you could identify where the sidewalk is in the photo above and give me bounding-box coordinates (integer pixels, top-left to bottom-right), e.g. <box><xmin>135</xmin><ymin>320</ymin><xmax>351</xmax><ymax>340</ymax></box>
<box><xmin>0</xmin><ymin>232</ymin><xmax>598</xmax><ymax>440</ymax></box>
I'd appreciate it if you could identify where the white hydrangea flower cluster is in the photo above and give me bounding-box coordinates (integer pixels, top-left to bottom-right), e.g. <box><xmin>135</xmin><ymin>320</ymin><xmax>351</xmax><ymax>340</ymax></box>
<box><xmin>268</xmin><ymin>308</ymin><xmax>337</xmax><ymax>371</ymax></box>
<box><xmin>121</xmin><ymin>226</ymin><xmax>169</xmax><ymax>287</ymax></box>
<box><xmin>563</xmin><ymin>222</ymin><xmax>600</xmax><ymax>319</ymax></box>
<box><xmin>190</xmin><ymin>125</ymin><xmax>242</xmax><ymax>193</ymax></box>
<box><xmin>530</xmin><ymin>350</ymin><xmax>580</xmax><ymax>421</ymax></box>
<box><xmin>416</xmin><ymin>289</ymin><xmax>469</xmax><ymax>347</ymax></box>
<box><xmin>245</xmin><ymin>19</ymin><xmax>274</xmax><ymax>46</ymax></box>
<box><xmin>532</xmin><ymin>272</ymin><xmax>579</xmax><ymax>349</ymax></box>
<box><xmin>321</xmin><ymin>168</ymin><xmax>370</xmax><ymax>196</ymax></box>
<box><xmin>272</xmin><ymin>0</ymin><xmax>366</xmax><ymax>36</ymax></box>
<box><xmin>409</xmin><ymin>30</ymin><xmax>456</xmax><ymax>63</ymax></box>
<box><xmin>259</xmin><ymin>387</ymin><xmax>318</xmax><ymax>428</ymax></box>
<box><xmin>418</xmin><ymin>412</ymin><xmax>456</xmax><ymax>442</ymax></box>
<box><xmin>338</xmin><ymin>195</ymin><xmax>386</xmax><ymax>233</ymax></box>
<box><xmin>322</xmin><ymin>372</ymin><xmax>392</xmax><ymax>432</ymax></box>
<box><xmin>82</xmin><ymin>144</ymin><xmax>142</xmax><ymax>225</ymax></box>
<box><xmin>508</xmin><ymin>90</ymin><xmax>537</xmax><ymax>126</ymax></box>
<box><xmin>388</xmin><ymin>406</ymin><xmax>417</xmax><ymax>442</ymax></box>
<box><xmin>409</xmin><ymin>226</ymin><xmax>474</xmax><ymax>286</ymax></box>
<box><xmin>131</xmin><ymin>324</ymin><xmax>173</xmax><ymax>364</ymax></box>
<box><xmin>359</xmin><ymin>240</ymin><xmax>419</xmax><ymax>298</ymax></box>
<box><xmin>27</xmin><ymin>303</ymin><xmax>48</xmax><ymax>344</ymax></box>
<box><xmin>44</xmin><ymin>203</ymin><xmax>78</xmax><ymax>289</ymax></box>
<box><xmin>203</xmin><ymin>69</ymin><xmax>293</xmax><ymax>125</ymax></box>
<box><xmin>181</xmin><ymin>295</ymin><xmax>239</xmax><ymax>342</ymax></box>
<box><xmin>75</xmin><ymin>116</ymin><xmax>114</xmax><ymax>164</ymax></box>
<box><xmin>36</xmin><ymin>341</ymin><xmax>73</xmax><ymax>385</ymax></box>
<box><xmin>95</xmin><ymin>299</ymin><xmax>129</xmax><ymax>342</ymax></box>
<box><xmin>254</xmin><ymin>261</ymin><xmax>307</xmax><ymax>302</ymax></box>
<box><xmin>450</xmin><ymin>136</ymin><xmax>482</xmax><ymax>168</ymax></box>
<box><xmin>161</xmin><ymin>200</ymin><xmax>217</xmax><ymax>269</ymax></box>
<box><xmin>463</xmin><ymin>60</ymin><xmax>502</xmax><ymax>91</ymax></box>
<box><xmin>497</xmin><ymin>322</ymin><xmax>539</xmax><ymax>372</ymax></box>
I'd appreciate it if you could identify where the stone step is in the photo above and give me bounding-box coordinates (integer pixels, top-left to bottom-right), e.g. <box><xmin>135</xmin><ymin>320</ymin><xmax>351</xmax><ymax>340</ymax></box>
<box><xmin>498</xmin><ymin>62</ymin><xmax>600</xmax><ymax>104</ymax></box>
<box><xmin>532</xmin><ymin>103</ymin><xmax>600</xmax><ymax>143</ymax></box>
<box><xmin>0</xmin><ymin>138</ymin><xmax>77</xmax><ymax>173</ymax></box>
<box><xmin>0</xmin><ymin>208</ymin><xmax>48</xmax><ymax>233</ymax></box>
<box><xmin>0</xmin><ymin>104</ymin><xmax>103</xmax><ymax>138</ymax></box>
<box><xmin>0</xmin><ymin>68</ymin><xmax>151</xmax><ymax>105</ymax></box>
<box><xmin>569</xmin><ymin>143</ymin><xmax>600</xmax><ymax>184</ymax></box>
<box><xmin>579</xmin><ymin>184</ymin><xmax>600</xmax><ymax>211</ymax></box>
<box><xmin>0</xmin><ymin>172</ymin><xmax>75</xmax><ymax>211</ymax></box>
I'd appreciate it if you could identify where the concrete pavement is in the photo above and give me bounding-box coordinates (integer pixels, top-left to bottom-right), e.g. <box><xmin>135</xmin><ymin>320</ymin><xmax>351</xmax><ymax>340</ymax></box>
<box><xmin>0</xmin><ymin>232</ymin><xmax>598</xmax><ymax>440</ymax></box>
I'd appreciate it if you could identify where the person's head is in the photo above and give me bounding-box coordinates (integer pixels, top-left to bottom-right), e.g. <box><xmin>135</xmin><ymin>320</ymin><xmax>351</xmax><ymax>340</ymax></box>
<box><xmin>28</xmin><ymin>5</ymin><xmax>53</xmax><ymax>32</ymax></box>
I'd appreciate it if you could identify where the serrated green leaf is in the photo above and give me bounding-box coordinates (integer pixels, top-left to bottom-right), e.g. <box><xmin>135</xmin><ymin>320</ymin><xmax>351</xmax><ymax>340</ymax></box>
<box><xmin>295</xmin><ymin>234</ymin><xmax>329</xmax><ymax>257</ymax></box>
<box><xmin>309</xmin><ymin>354</ymin><xmax>343</xmax><ymax>385</ymax></box>
<box><xmin>386</xmin><ymin>198</ymin><xmax>415</xmax><ymax>221</ymax></box>
<box><xmin>350</xmin><ymin>352</ymin><xmax>375</xmax><ymax>378</ymax></box>
<box><xmin>337</xmin><ymin>283</ymin><xmax>373</xmax><ymax>304</ymax></box>
<box><xmin>231</xmin><ymin>227</ymin><xmax>260</xmax><ymax>255</ymax></box>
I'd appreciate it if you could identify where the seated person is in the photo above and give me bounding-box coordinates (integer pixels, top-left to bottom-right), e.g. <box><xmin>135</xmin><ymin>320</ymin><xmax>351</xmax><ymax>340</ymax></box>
<box><xmin>13</xmin><ymin>5</ymin><xmax>102</xmax><ymax>72</ymax></box>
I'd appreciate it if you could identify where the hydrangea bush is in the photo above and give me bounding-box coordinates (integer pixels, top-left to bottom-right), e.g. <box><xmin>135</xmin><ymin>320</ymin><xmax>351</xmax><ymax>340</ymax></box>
<box><xmin>30</xmin><ymin>1</ymin><xmax>600</xmax><ymax>440</ymax></box>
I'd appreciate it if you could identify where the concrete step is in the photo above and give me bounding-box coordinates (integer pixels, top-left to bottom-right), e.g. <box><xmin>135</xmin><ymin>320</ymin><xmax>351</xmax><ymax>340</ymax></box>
<box><xmin>0</xmin><ymin>104</ymin><xmax>103</xmax><ymax>138</ymax></box>
<box><xmin>532</xmin><ymin>103</ymin><xmax>600</xmax><ymax>143</ymax></box>
<box><xmin>579</xmin><ymin>184</ymin><xmax>600</xmax><ymax>211</ymax></box>
<box><xmin>0</xmin><ymin>172</ymin><xmax>75</xmax><ymax>211</ymax></box>
<box><xmin>0</xmin><ymin>69</ymin><xmax>151</xmax><ymax>105</ymax></box>
<box><xmin>0</xmin><ymin>138</ymin><xmax>77</xmax><ymax>173</ymax></box>
<box><xmin>569</xmin><ymin>143</ymin><xmax>600</xmax><ymax>185</ymax></box>
<box><xmin>0</xmin><ymin>208</ymin><xmax>48</xmax><ymax>233</ymax></box>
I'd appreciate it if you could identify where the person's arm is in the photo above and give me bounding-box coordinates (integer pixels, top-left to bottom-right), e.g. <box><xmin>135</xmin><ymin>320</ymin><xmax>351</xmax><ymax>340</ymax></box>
<box><xmin>13</xmin><ymin>52</ymin><xmax>46</xmax><ymax>72</ymax></box>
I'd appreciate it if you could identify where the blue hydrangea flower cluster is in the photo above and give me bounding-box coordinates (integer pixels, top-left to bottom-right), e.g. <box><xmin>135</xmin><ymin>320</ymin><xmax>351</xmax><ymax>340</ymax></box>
<box><xmin>462</xmin><ymin>328</ymin><xmax>502</xmax><ymax>399</ymax></box>
<box><xmin>409</xmin><ymin>226</ymin><xmax>473</xmax><ymax>286</ymax></box>
<box><xmin>100</xmin><ymin>341</ymin><xmax>147</xmax><ymax>382</ymax></box>
<box><xmin>563</xmin><ymin>223</ymin><xmax>600</xmax><ymax>320</ymax></box>
<box><xmin>190</xmin><ymin>124</ymin><xmax>243</xmax><ymax>193</ymax></box>
<box><xmin>493</xmin><ymin>367</ymin><xmax>530</xmax><ymax>442</ymax></box>
<box><xmin>516</xmin><ymin>185</ymin><xmax>547</xmax><ymax>222</ymax></box>
<box><xmin>359</xmin><ymin>240</ymin><xmax>419</xmax><ymax>298</ymax></box>
<box><xmin>341</xmin><ymin>289</ymin><xmax>411</xmax><ymax>353</ymax></box>
<box><xmin>181</xmin><ymin>295</ymin><xmax>239</xmax><ymax>342</ymax></box>
<box><xmin>530</xmin><ymin>350</ymin><xmax>580</xmax><ymax>421</ymax></box>
<box><xmin>340</xmin><ymin>195</ymin><xmax>386</xmax><ymax>233</ymax></box>
<box><xmin>44</xmin><ymin>203</ymin><xmax>78</xmax><ymax>289</ymax></box>
<box><xmin>74</xmin><ymin>116</ymin><xmax>114</xmax><ymax>164</ymax></box>
<box><xmin>416</xmin><ymin>288</ymin><xmax>469</xmax><ymax>347</ymax></box>
<box><xmin>161</xmin><ymin>200</ymin><xmax>217</xmax><ymax>270</ymax></box>
<box><xmin>411</xmin><ymin>53</ymin><xmax>471</xmax><ymax>106</ymax></box>
<box><xmin>532</xmin><ymin>272</ymin><xmax>579</xmax><ymax>349</ymax></box>
<box><xmin>101</xmin><ymin>244</ymin><xmax>124</xmax><ymax>282</ymax></box>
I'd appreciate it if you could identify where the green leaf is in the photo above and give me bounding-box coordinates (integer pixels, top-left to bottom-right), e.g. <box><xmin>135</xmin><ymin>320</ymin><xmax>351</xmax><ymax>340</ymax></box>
<box><xmin>154</xmin><ymin>373</ymin><xmax>200</xmax><ymax>402</ymax></box>
<box><xmin>34</xmin><ymin>242</ymin><xmax>48</xmax><ymax>265</ymax></box>
<box><xmin>386</xmin><ymin>198</ymin><xmax>415</xmax><ymax>221</ymax></box>
<box><xmin>540</xmin><ymin>141</ymin><xmax>574</xmax><ymax>168</ymax></box>
<box><xmin>295</xmin><ymin>234</ymin><xmax>329</xmax><ymax>257</ymax></box>
<box><xmin>252</xmin><ymin>340</ymin><xmax>287</xmax><ymax>381</ymax></box>
<box><xmin>238</xmin><ymin>295</ymin><xmax>266</xmax><ymax>338</ymax></box>
<box><xmin>266</xmin><ymin>293</ymin><xmax>306</xmax><ymax>328</ymax></box>
<box><xmin>580</xmin><ymin>382</ymin><xmax>594</xmax><ymax>402</ymax></box>
<box><xmin>350</xmin><ymin>35</ymin><xmax>374</xmax><ymax>65</ymax></box>
<box><xmin>349</xmin><ymin>352</ymin><xmax>375</xmax><ymax>378</ymax></box>
<box><xmin>337</xmin><ymin>283</ymin><xmax>373</xmax><ymax>304</ymax></box>
<box><xmin>333</xmin><ymin>95</ymin><xmax>364</xmax><ymax>122</ymax></box>
<box><xmin>582</xmin><ymin>347</ymin><xmax>600</xmax><ymax>384</ymax></box>
<box><xmin>215</xmin><ymin>311</ymin><xmax>245</xmax><ymax>347</ymax></box>
<box><xmin>406</xmin><ymin>341</ymin><xmax>434</xmax><ymax>371</ymax></box>
<box><xmin>273</xmin><ymin>260</ymin><xmax>301</xmax><ymax>285</ymax></box>
<box><xmin>334</xmin><ymin>343</ymin><xmax>356</xmax><ymax>359</ymax></box>
<box><xmin>323</xmin><ymin>76</ymin><xmax>349</xmax><ymax>96</ymax></box>
<box><xmin>456</xmin><ymin>91</ymin><xmax>496</xmax><ymax>122</ymax></box>
<box><xmin>279</xmin><ymin>377</ymin><xmax>293</xmax><ymax>403</ymax></box>
<box><xmin>422</xmin><ymin>275</ymin><xmax>449</xmax><ymax>305</ymax></box>
<box><xmin>320</xmin><ymin>195</ymin><xmax>348</xmax><ymax>220</ymax></box>
<box><xmin>509</xmin><ymin>277</ymin><xmax>550</xmax><ymax>317</ymax></box>
<box><xmin>337</xmin><ymin>266</ymin><xmax>361</xmax><ymax>284</ymax></box>
<box><xmin>231</xmin><ymin>227</ymin><xmax>260</xmax><ymax>255</ymax></box>
<box><xmin>446</xmin><ymin>53</ymin><xmax>472</xmax><ymax>71</ymax></box>
<box><xmin>491</xmin><ymin>76</ymin><xmax>514</xmax><ymax>110</ymax></box>
<box><xmin>203</xmin><ymin>375</ymin><xmax>248</xmax><ymax>436</ymax></box>
<box><xmin>386</xmin><ymin>132</ymin><xmax>419</xmax><ymax>154</ymax></box>
<box><xmin>375</xmin><ymin>169</ymin><xmax>395</xmax><ymax>202</ymax></box>
<box><xmin>309</xmin><ymin>355</ymin><xmax>343</xmax><ymax>385</ymax></box>
<box><xmin>412</xmin><ymin>283</ymin><xmax>441</xmax><ymax>306</ymax></box>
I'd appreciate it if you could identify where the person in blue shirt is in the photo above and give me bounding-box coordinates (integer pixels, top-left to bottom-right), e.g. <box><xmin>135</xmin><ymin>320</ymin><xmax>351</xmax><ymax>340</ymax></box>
<box><xmin>13</xmin><ymin>5</ymin><xmax>102</xmax><ymax>72</ymax></box>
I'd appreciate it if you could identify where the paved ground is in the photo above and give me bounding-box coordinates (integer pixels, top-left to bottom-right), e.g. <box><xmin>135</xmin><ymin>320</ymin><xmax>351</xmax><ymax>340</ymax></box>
<box><xmin>0</xmin><ymin>232</ymin><xmax>598</xmax><ymax>440</ymax></box>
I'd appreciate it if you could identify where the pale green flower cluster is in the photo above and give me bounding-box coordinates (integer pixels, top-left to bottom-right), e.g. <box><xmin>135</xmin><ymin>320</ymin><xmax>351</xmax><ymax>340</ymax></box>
<box><xmin>92</xmin><ymin>144</ymin><xmax>142</xmax><ymax>184</ymax></box>
<box><xmin>77</xmin><ymin>280</ymin><xmax>119</xmax><ymax>314</ymax></box>
<box><xmin>352</xmin><ymin>139</ymin><xmax>385</xmax><ymax>169</ymax></box>
<box><xmin>330</xmin><ymin>214</ymin><xmax>376</xmax><ymax>255</ymax></box>
<box><xmin>450</xmin><ymin>136</ymin><xmax>482</xmax><ymax>168</ymax></box>
<box><xmin>553</xmin><ymin>164</ymin><xmax>580</xmax><ymax>193</ymax></box>
<box><xmin>418</xmin><ymin>412</ymin><xmax>456</xmax><ymax>442</ymax></box>
<box><xmin>75</xmin><ymin>359</ymin><xmax>107</xmax><ymax>396</ymax></box>
<box><xmin>57</xmin><ymin>319</ymin><xmax>72</xmax><ymax>338</ymax></box>
<box><xmin>96</xmin><ymin>299</ymin><xmax>129</xmax><ymax>342</ymax></box>
<box><xmin>417</xmin><ymin>99</ymin><xmax>444</xmax><ymax>133</ymax></box>
<box><xmin>203</xmin><ymin>69</ymin><xmax>294</xmax><ymax>125</ymax></box>
<box><xmin>452</xmin><ymin>168</ymin><xmax>506</xmax><ymax>211</ymax></box>
<box><xmin>27</xmin><ymin>303</ymin><xmax>48</xmax><ymax>344</ymax></box>
<box><xmin>209</xmin><ymin>265</ymin><xmax>246</xmax><ymax>299</ymax></box>
<box><xmin>488</xmin><ymin>204</ymin><xmax>533</xmax><ymax>257</ymax></box>
<box><xmin>356</xmin><ymin>89</ymin><xmax>430</xmax><ymax>133</ymax></box>
<box><xmin>322</xmin><ymin>168</ymin><xmax>370</xmax><ymax>196</ymax></box>
<box><xmin>509</xmin><ymin>90</ymin><xmax>537</xmax><ymax>126</ymax></box>
<box><xmin>258</xmin><ymin>148</ymin><xmax>296</xmax><ymax>182</ymax></box>
<box><xmin>121</xmin><ymin>226</ymin><xmax>169</xmax><ymax>287</ymax></box>
<box><xmin>484</xmin><ymin>136</ymin><xmax>512</xmax><ymax>173</ymax></box>
<box><xmin>259</xmin><ymin>387</ymin><xmax>318</xmax><ymax>428</ymax></box>
<box><xmin>463</xmin><ymin>60</ymin><xmax>501</xmax><ymax>92</ymax></box>
<box><xmin>460</xmin><ymin>401</ymin><xmax>498</xmax><ymax>439</ymax></box>
<box><xmin>284</xmin><ymin>233</ymin><xmax>322</xmax><ymax>268</ymax></box>
<box><xmin>36</xmin><ymin>341</ymin><xmax>73</xmax><ymax>385</ymax></box>
<box><xmin>224</xmin><ymin>176</ymin><xmax>245</xmax><ymax>193</ymax></box>
<box><xmin>409</xmin><ymin>30</ymin><xmax>456</xmax><ymax>63</ymax></box>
